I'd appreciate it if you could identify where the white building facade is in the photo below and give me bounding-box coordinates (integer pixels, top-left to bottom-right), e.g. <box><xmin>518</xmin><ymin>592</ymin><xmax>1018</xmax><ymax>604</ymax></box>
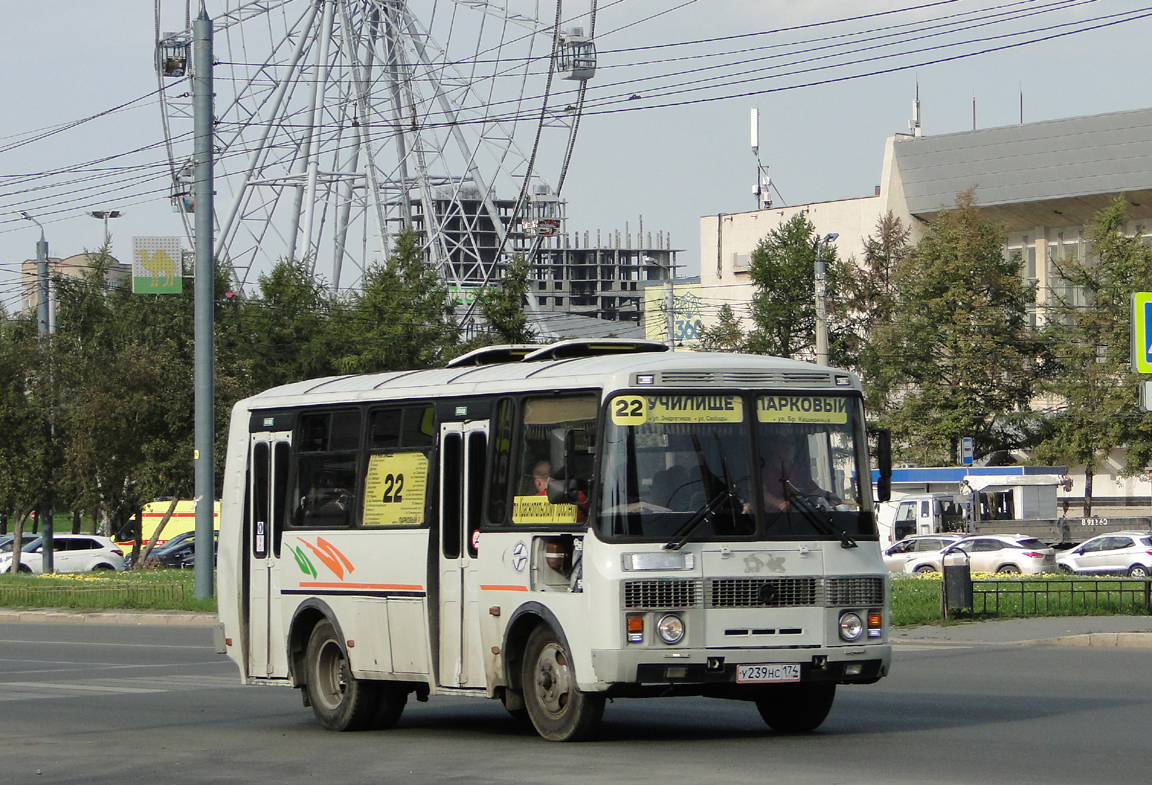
<box><xmin>699</xmin><ymin>107</ymin><xmax>1152</xmax><ymax>516</ymax></box>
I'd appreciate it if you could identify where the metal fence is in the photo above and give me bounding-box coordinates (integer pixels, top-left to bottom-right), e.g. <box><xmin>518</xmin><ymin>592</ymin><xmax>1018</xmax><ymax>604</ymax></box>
<box><xmin>0</xmin><ymin>582</ymin><xmax>185</xmax><ymax>609</ymax></box>
<box><xmin>971</xmin><ymin>579</ymin><xmax>1152</xmax><ymax>617</ymax></box>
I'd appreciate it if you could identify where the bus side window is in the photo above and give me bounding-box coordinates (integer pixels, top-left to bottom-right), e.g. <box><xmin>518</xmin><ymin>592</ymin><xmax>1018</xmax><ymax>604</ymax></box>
<box><xmin>295</xmin><ymin>410</ymin><xmax>362</xmax><ymax>529</ymax></box>
<box><xmin>487</xmin><ymin>398</ymin><xmax>515</xmax><ymax>525</ymax></box>
<box><xmin>253</xmin><ymin>443</ymin><xmax>270</xmax><ymax>558</ymax></box>
<box><xmin>273</xmin><ymin>441</ymin><xmax>290</xmax><ymax>556</ymax></box>
<box><xmin>512</xmin><ymin>395</ymin><xmax>598</xmax><ymax>525</ymax></box>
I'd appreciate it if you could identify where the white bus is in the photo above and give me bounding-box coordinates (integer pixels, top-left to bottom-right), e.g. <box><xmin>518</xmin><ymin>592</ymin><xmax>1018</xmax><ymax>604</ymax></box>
<box><xmin>217</xmin><ymin>340</ymin><xmax>893</xmax><ymax>741</ymax></box>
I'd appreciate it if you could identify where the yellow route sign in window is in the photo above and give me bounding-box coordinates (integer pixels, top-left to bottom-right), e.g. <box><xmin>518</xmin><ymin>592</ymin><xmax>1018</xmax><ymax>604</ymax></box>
<box><xmin>610</xmin><ymin>394</ymin><xmax>744</xmax><ymax>425</ymax></box>
<box><xmin>758</xmin><ymin>395</ymin><xmax>848</xmax><ymax>424</ymax></box>
<box><xmin>363</xmin><ymin>452</ymin><xmax>428</xmax><ymax>526</ymax></box>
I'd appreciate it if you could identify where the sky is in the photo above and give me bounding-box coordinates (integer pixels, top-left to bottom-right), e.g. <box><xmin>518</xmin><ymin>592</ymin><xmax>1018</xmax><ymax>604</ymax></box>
<box><xmin>2</xmin><ymin>0</ymin><xmax>1152</xmax><ymax>316</ymax></box>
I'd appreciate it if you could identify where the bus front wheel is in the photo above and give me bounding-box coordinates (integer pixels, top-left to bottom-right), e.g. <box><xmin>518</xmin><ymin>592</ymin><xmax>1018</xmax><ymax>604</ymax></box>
<box><xmin>755</xmin><ymin>682</ymin><xmax>836</xmax><ymax>733</ymax></box>
<box><xmin>304</xmin><ymin>619</ymin><xmax>382</xmax><ymax>731</ymax></box>
<box><xmin>521</xmin><ymin>624</ymin><xmax>604</xmax><ymax>742</ymax></box>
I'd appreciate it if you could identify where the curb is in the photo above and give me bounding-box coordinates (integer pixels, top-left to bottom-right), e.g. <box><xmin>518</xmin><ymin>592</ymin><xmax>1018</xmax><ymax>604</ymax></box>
<box><xmin>0</xmin><ymin>609</ymin><xmax>217</xmax><ymax>626</ymax></box>
<box><xmin>1030</xmin><ymin>632</ymin><xmax>1152</xmax><ymax>648</ymax></box>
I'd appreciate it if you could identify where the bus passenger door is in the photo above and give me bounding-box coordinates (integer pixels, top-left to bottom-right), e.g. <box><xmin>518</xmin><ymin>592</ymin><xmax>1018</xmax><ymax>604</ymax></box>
<box><xmin>437</xmin><ymin>421</ymin><xmax>488</xmax><ymax>689</ymax></box>
<box><xmin>248</xmin><ymin>434</ymin><xmax>291</xmax><ymax>678</ymax></box>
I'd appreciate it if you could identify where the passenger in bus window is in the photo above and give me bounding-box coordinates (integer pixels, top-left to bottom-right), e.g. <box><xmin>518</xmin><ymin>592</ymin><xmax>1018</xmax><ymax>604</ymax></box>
<box><xmin>762</xmin><ymin>439</ymin><xmax>840</xmax><ymax>512</ymax></box>
<box><xmin>533</xmin><ymin>461</ymin><xmax>551</xmax><ymax>495</ymax></box>
<box><xmin>535</xmin><ymin>460</ymin><xmax>589</xmax><ymax>521</ymax></box>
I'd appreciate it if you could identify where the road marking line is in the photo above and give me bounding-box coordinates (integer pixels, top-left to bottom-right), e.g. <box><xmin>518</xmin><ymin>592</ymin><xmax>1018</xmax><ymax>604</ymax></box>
<box><xmin>3</xmin><ymin>681</ymin><xmax>166</xmax><ymax>694</ymax></box>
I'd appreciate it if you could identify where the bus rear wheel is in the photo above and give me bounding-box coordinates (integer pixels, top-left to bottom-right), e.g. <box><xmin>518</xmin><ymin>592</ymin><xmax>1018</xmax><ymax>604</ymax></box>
<box><xmin>304</xmin><ymin>619</ymin><xmax>382</xmax><ymax>731</ymax></box>
<box><xmin>522</xmin><ymin>624</ymin><xmax>604</xmax><ymax>741</ymax></box>
<box><xmin>755</xmin><ymin>682</ymin><xmax>836</xmax><ymax>733</ymax></box>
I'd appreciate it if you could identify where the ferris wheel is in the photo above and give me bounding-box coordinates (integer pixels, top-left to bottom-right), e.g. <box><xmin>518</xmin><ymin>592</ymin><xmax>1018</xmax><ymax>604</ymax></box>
<box><xmin>155</xmin><ymin>0</ymin><xmax>596</xmax><ymax>301</ymax></box>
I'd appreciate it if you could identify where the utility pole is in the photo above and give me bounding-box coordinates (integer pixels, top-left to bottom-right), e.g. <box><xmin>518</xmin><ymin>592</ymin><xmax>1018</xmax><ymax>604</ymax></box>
<box><xmin>814</xmin><ymin>233</ymin><xmax>838</xmax><ymax>367</ymax></box>
<box><xmin>193</xmin><ymin>4</ymin><xmax>215</xmax><ymax>600</ymax></box>
<box><xmin>20</xmin><ymin>211</ymin><xmax>53</xmax><ymax>572</ymax></box>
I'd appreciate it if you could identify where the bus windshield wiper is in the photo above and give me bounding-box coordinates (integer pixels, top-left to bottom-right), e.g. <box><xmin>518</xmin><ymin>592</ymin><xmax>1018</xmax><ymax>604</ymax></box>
<box><xmin>663</xmin><ymin>486</ymin><xmax>737</xmax><ymax>551</ymax></box>
<box><xmin>785</xmin><ymin>483</ymin><xmax>858</xmax><ymax>549</ymax></box>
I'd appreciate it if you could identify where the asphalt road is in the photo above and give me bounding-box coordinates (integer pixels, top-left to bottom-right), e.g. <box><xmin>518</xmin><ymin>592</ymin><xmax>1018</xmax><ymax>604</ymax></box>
<box><xmin>1</xmin><ymin>620</ymin><xmax>1150</xmax><ymax>785</ymax></box>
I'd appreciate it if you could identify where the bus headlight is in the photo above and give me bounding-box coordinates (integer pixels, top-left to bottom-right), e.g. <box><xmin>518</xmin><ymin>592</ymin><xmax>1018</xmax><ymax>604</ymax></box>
<box><xmin>838</xmin><ymin>612</ymin><xmax>864</xmax><ymax>642</ymax></box>
<box><xmin>656</xmin><ymin>614</ymin><xmax>685</xmax><ymax>645</ymax></box>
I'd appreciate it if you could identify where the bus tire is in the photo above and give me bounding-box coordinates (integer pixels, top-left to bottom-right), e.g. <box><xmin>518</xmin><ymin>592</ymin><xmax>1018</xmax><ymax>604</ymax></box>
<box><xmin>755</xmin><ymin>682</ymin><xmax>836</xmax><ymax>733</ymax></box>
<box><xmin>303</xmin><ymin>619</ymin><xmax>379</xmax><ymax>731</ymax></box>
<box><xmin>521</xmin><ymin>624</ymin><xmax>604</xmax><ymax>742</ymax></box>
<box><xmin>371</xmin><ymin>682</ymin><xmax>408</xmax><ymax>730</ymax></box>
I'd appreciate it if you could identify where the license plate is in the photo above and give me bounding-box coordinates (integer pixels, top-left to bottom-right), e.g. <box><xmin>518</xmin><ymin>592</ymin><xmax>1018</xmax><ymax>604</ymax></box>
<box><xmin>736</xmin><ymin>663</ymin><xmax>801</xmax><ymax>683</ymax></box>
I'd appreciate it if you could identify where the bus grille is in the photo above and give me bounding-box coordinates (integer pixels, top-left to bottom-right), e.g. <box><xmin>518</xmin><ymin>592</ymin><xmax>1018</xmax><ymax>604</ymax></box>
<box><xmin>823</xmin><ymin>576</ymin><xmax>885</xmax><ymax>606</ymax></box>
<box><xmin>703</xmin><ymin>577</ymin><xmax>885</xmax><ymax>608</ymax></box>
<box><xmin>707</xmin><ymin>577</ymin><xmax>818</xmax><ymax>608</ymax></box>
<box><xmin>623</xmin><ymin>579</ymin><xmax>702</xmax><ymax>609</ymax></box>
<box><xmin>656</xmin><ymin>370</ymin><xmax>836</xmax><ymax>387</ymax></box>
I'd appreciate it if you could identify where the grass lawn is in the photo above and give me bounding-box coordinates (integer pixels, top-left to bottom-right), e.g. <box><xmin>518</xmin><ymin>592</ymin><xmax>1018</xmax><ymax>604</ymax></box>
<box><xmin>0</xmin><ymin>570</ymin><xmax>215</xmax><ymax>614</ymax></box>
<box><xmin>890</xmin><ymin>573</ymin><xmax>1152</xmax><ymax>626</ymax></box>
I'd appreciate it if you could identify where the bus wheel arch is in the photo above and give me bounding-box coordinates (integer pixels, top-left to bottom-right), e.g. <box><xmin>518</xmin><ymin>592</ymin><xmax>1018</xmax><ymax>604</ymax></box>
<box><xmin>501</xmin><ymin>602</ymin><xmax>569</xmax><ymax>698</ymax></box>
<box><xmin>288</xmin><ymin>599</ymin><xmax>341</xmax><ymax>689</ymax></box>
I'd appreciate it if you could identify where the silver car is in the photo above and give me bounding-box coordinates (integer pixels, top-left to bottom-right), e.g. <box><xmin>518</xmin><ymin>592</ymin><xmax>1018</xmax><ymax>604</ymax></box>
<box><xmin>905</xmin><ymin>534</ymin><xmax>1057</xmax><ymax>575</ymax></box>
<box><xmin>1057</xmin><ymin>531</ymin><xmax>1152</xmax><ymax>577</ymax></box>
<box><xmin>0</xmin><ymin>534</ymin><xmax>125</xmax><ymax>574</ymax></box>
<box><xmin>882</xmin><ymin>534</ymin><xmax>962</xmax><ymax>573</ymax></box>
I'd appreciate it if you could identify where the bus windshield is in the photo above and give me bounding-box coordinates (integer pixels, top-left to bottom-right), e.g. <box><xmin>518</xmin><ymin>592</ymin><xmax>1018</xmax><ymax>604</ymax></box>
<box><xmin>597</xmin><ymin>392</ymin><xmax>875</xmax><ymax>543</ymax></box>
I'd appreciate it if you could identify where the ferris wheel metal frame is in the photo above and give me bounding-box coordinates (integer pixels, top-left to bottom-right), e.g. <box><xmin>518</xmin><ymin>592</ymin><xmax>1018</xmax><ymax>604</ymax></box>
<box><xmin>155</xmin><ymin>0</ymin><xmax>595</xmax><ymax>318</ymax></box>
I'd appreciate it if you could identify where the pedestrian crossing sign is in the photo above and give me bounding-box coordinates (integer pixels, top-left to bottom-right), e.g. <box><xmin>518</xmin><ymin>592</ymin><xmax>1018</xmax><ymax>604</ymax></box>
<box><xmin>1133</xmin><ymin>293</ymin><xmax>1152</xmax><ymax>374</ymax></box>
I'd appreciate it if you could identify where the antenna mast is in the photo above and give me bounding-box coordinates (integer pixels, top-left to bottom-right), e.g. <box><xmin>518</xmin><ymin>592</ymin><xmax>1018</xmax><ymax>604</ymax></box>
<box><xmin>751</xmin><ymin>108</ymin><xmax>772</xmax><ymax>209</ymax></box>
<box><xmin>909</xmin><ymin>81</ymin><xmax>922</xmax><ymax>137</ymax></box>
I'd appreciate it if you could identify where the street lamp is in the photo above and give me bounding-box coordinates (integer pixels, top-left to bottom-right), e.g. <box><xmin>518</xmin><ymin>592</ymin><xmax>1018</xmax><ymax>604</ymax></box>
<box><xmin>19</xmin><ymin>212</ymin><xmax>50</xmax><ymax>336</ymax></box>
<box><xmin>814</xmin><ymin>232</ymin><xmax>839</xmax><ymax>366</ymax></box>
<box><xmin>18</xmin><ymin>211</ymin><xmax>54</xmax><ymax>573</ymax></box>
<box><xmin>88</xmin><ymin>210</ymin><xmax>123</xmax><ymax>249</ymax></box>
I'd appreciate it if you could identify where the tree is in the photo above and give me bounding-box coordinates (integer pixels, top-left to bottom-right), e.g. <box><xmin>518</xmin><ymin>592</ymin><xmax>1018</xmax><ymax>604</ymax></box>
<box><xmin>240</xmin><ymin>258</ymin><xmax>344</xmax><ymax>387</ymax></box>
<box><xmin>698</xmin><ymin>304</ymin><xmax>748</xmax><ymax>352</ymax></box>
<box><xmin>745</xmin><ymin>213</ymin><xmax>853</xmax><ymax>364</ymax></box>
<box><xmin>51</xmin><ymin>248</ymin><xmax>198</xmax><ymax>536</ymax></box>
<box><xmin>0</xmin><ymin>316</ymin><xmax>53</xmax><ymax>569</ymax></box>
<box><xmin>870</xmin><ymin>190</ymin><xmax>1041</xmax><ymax>465</ymax></box>
<box><xmin>845</xmin><ymin>212</ymin><xmax>911</xmax><ymax>410</ymax></box>
<box><xmin>1033</xmin><ymin>198</ymin><xmax>1152</xmax><ymax>515</ymax></box>
<box><xmin>475</xmin><ymin>254</ymin><xmax>535</xmax><ymax>345</ymax></box>
<box><xmin>335</xmin><ymin>229</ymin><xmax>459</xmax><ymax>373</ymax></box>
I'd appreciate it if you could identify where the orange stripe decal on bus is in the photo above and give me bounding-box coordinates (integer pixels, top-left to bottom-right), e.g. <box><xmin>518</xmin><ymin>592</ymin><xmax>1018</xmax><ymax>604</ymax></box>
<box><xmin>479</xmin><ymin>584</ymin><xmax>529</xmax><ymax>592</ymax></box>
<box><xmin>299</xmin><ymin>582</ymin><xmax>424</xmax><ymax>591</ymax></box>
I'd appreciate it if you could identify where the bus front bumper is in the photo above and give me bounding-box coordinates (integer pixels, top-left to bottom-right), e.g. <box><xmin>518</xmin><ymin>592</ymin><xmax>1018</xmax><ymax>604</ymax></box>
<box><xmin>590</xmin><ymin>644</ymin><xmax>891</xmax><ymax>687</ymax></box>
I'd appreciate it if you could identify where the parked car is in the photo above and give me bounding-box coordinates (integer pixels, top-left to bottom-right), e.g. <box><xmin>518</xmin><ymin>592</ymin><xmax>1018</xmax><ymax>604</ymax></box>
<box><xmin>905</xmin><ymin>534</ymin><xmax>1057</xmax><ymax>575</ymax></box>
<box><xmin>129</xmin><ymin>531</ymin><xmax>216</xmax><ymax>570</ymax></box>
<box><xmin>0</xmin><ymin>537</ymin><xmax>41</xmax><ymax>572</ymax></box>
<box><xmin>0</xmin><ymin>534</ymin><xmax>125</xmax><ymax>574</ymax></box>
<box><xmin>1056</xmin><ymin>531</ymin><xmax>1152</xmax><ymax>577</ymax></box>
<box><xmin>125</xmin><ymin>531</ymin><xmax>193</xmax><ymax>569</ymax></box>
<box><xmin>882</xmin><ymin>534</ymin><xmax>963</xmax><ymax>573</ymax></box>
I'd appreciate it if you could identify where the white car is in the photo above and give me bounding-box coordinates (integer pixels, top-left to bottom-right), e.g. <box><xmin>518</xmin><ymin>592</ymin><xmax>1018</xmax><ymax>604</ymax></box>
<box><xmin>0</xmin><ymin>534</ymin><xmax>125</xmax><ymax>574</ymax></box>
<box><xmin>1057</xmin><ymin>531</ymin><xmax>1152</xmax><ymax>577</ymax></box>
<box><xmin>905</xmin><ymin>534</ymin><xmax>1057</xmax><ymax>575</ymax></box>
<box><xmin>882</xmin><ymin>534</ymin><xmax>962</xmax><ymax>573</ymax></box>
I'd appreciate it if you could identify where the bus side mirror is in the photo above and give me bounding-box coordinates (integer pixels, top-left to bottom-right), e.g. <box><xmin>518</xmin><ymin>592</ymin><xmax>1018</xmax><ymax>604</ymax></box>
<box><xmin>548</xmin><ymin>428</ymin><xmax>589</xmax><ymax>505</ymax></box>
<box><xmin>875</xmin><ymin>429</ymin><xmax>892</xmax><ymax>503</ymax></box>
